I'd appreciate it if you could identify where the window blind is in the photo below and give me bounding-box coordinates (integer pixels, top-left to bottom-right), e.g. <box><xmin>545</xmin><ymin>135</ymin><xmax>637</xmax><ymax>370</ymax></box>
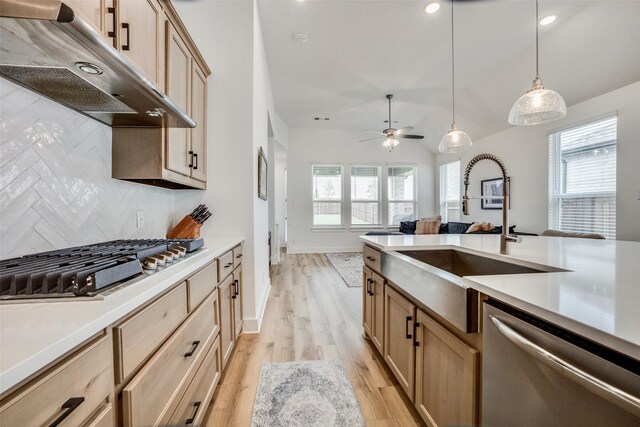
<box><xmin>312</xmin><ymin>165</ymin><xmax>343</xmax><ymax>226</ymax></box>
<box><xmin>351</xmin><ymin>165</ymin><xmax>380</xmax><ymax>225</ymax></box>
<box><xmin>548</xmin><ymin>116</ymin><xmax>617</xmax><ymax>239</ymax></box>
<box><xmin>388</xmin><ymin>166</ymin><xmax>416</xmax><ymax>225</ymax></box>
<box><xmin>440</xmin><ymin>161</ymin><xmax>461</xmax><ymax>222</ymax></box>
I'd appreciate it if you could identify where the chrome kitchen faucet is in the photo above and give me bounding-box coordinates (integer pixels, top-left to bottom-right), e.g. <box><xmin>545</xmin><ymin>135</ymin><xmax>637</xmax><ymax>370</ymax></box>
<box><xmin>462</xmin><ymin>153</ymin><xmax>521</xmax><ymax>255</ymax></box>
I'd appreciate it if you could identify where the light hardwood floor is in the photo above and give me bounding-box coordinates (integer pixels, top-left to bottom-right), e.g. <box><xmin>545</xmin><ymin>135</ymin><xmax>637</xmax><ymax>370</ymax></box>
<box><xmin>203</xmin><ymin>252</ymin><xmax>424</xmax><ymax>426</ymax></box>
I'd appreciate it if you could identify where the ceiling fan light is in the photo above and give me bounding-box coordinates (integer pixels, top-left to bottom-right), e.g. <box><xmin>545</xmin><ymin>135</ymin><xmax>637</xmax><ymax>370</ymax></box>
<box><xmin>439</xmin><ymin>124</ymin><xmax>472</xmax><ymax>153</ymax></box>
<box><xmin>508</xmin><ymin>77</ymin><xmax>567</xmax><ymax>125</ymax></box>
<box><xmin>383</xmin><ymin>136</ymin><xmax>399</xmax><ymax>149</ymax></box>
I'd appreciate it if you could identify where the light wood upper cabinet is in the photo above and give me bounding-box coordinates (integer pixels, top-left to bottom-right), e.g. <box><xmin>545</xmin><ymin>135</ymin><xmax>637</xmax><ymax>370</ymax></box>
<box><xmin>118</xmin><ymin>0</ymin><xmax>163</xmax><ymax>87</ymax></box>
<box><xmin>190</xmin><ymin>62</ymin><xmax>207</xmax><ymax>182</ymax></box>
<box><xmin>65</xmin><ymin>0</ymin><xmax>115</xmax><ymax>44</ymax></box>
<box><xmin>384</xmin><ymin>285</ymin><xmax>416</xmax><ymax>401</ymax></box>
<box><xmin>415</xmin><ymin>309</ymin><xmax>479</xmax><ymax>427</ymax></box>
<box><xmin>165</xmin><ymin>19</ymin><xmax>192</xmax><ymax>177</ymax></box>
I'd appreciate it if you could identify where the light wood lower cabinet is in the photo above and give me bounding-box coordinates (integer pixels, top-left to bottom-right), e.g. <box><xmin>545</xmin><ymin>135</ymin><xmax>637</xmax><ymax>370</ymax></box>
<box><xmin>415</xmin><ymin>310</ymin><xmax>479</xmax><ymax>427</ymax></box>
<box><xmin>384</xmin><ymin>285</ymin><xmax>416</xmax><ymax>401</ymax></box>
<box><xmin>233</xmin><ymin>264</ymin><xmax>243</xmax><ymax>339</ymax></box>
<box><xmin>362</xmin><ymin>268</ymin><xmax>373</xmax><ymax>339</ymax></box>
<box><xmin>363</xmin><ymin>266</ymin><xmax>385</xmax><ymax>354</ymax></box>
<box><xmin>0</xmin><ymin>334</ymin><xmax>113</xmax><ymax>427</ymax></box>
<box><xmin>121</xmin><ymin>291</ymin><xmax>216</xmax><ymax>427</ymax></box>
<box><xmin>219</xmin><ymin>274</ymin><xmax>235</xmax><ymax>368</ymax></box>
<box><xmin>84</xmin><ymin>402</ymin><xmax>115</xmax><ymax>427</ymax></box>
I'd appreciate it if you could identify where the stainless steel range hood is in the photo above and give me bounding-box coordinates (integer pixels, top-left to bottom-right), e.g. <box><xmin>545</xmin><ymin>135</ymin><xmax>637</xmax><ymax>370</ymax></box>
<box><xmin>0</xmin><ymin>1</ymin><xmax>195</xmax><ymax>128</ymax></box>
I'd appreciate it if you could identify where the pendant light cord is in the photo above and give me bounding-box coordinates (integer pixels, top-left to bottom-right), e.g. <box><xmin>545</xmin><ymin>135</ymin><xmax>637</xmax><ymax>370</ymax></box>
<box><xmin>451</xmin><ymin>0</ymin><xmax>456</xmax><ymax>125</ymax></box>
<box><xmin>535</xmin><ymin>0</ymin><xmax>539</xmax><ymax>78</ymax></box>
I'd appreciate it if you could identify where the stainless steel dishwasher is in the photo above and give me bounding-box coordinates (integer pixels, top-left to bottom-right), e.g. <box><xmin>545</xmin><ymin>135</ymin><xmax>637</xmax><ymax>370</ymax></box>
<box><xmin>482</xmin><ymin>300</ymin><xmax>640</xmax><ymax>427</ymax></box>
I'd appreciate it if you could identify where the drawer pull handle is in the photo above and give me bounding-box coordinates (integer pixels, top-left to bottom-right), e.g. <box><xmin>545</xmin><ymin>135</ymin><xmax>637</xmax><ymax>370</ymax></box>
<box><xmin>366</xmin><ymin>278</ymin><xmax>373</xmax><ymax>296</ymax></box>
<box><xmin>121</xmin><ymin>22</ymin><xmax>130</xmax><ymax>51</ymax></box>
<box><xmin>366</xmin><ymin>256</ymin><xmax>376</xmax><ymax>262</ymax></box>
<box><xmin>193</xmin><ymin>153</ymin><xmax>198</xmax><ymax>170</ymax></box>
<box><xmin>184</xmin><ymin>340</ymin><xmax>201</xmax><ymax>357</ymax></box>
<box><xmin>49</xmin><ymin>397</ymin><xmax>84</xmax><ymax>427</ymax></box>
<box><xmin>224</xmin><ymin>262</ymin><xmax>233</xmax><ymax>268</ymax></box>
<box><xmin>236</xmin><ymin>253</ymin><xmax>243</xmax><ymax>259</ymax></box>
<box><xmin>186</xmin><ymin>401</ymin><xmax>202</xmax><ymax>425</ymax></box>
<box><xmin>405</xmin><ymin>316</ymin><xmax>413</xmax><ymax>340</ymax></box>
<box><xmin>413</xmin><ymin>322</ymin><xmax>420</xmax><ymax>347</ymax></box>
<box><xmin>188</xmin><ymin>150</ymin><xmax>194</xmax><ymax>168</ymax></box>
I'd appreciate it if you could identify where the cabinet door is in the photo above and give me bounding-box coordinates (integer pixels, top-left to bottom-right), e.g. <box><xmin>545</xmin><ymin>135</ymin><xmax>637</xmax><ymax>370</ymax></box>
<box><xmin>218</xmin><ymin>275</ymin><xmax>235</xmax><ymax>368</ymax></box>
<box><xmin>118</xmin><ymin>0</ymin><xmax>163</xmax><ymax>86</ymax></box>
<box><xmin>165</xmin><ymin>20</ymin><xmax>192</xmax><ymax>177</ymax></box>
<box><xmin>415</xmin><ymin>310</ymin><xmax>478</xmax><ymax>427</ymax></box>
<box><xmin>362</xmin><ymin>267</ymin><xmax>373</xmax><ymax>338</ymax></box>
<box><xmin>371</xmin><ymin>272</ymin><xmax>385</xmax><ymax>355</ymax></box>
<box><xmin>232</xmin><ymin>265</ymin><xmax>243</xmax><ymax>339</ymax></box>
<box><xmin>384</xmin><ymin>285</ymin><xmax>416</xmax><ymax>401</ymax></box>
<box><xmin>65</xmin><ymin>0</ymin><xmax>114</xmax><ymax>44</ymax></box>
<box><xmin>190</xmin><ymin>62</ymin><xmax>207</xmax><ymax>182</ymax></box>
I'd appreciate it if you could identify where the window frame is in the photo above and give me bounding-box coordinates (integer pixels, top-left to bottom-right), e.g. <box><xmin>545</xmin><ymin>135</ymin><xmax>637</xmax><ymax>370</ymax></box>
<box><xmin>548</xmin><ymin>114</ymin><xmax>617</xmax><ymax>239</ymax></box>
<box><xmin>387</xmin><ymin>165</ymin><xmax>418</xmax><ymax>227</ymax></box>
<box><xmin>311</xmin><ymin>164</ymin><xmax>344</xmax><ymax>228</ymax></box>
<box><xmin>350</xmin><ymin>165</ymin><xmax>382</xmax><ymax>227</ymax></box>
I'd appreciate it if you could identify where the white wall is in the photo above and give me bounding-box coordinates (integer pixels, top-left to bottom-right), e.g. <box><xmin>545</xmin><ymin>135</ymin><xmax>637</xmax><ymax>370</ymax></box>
<box><xmin>0</xmin><ymin>79</ymin><xmax>175</xmax><ymax>259</ymax></box>
<box><xmin>437</xmin><ymin>81</ymin><xmax>640</xmax><ymax>241</ymax></box>
<box><xmin>172</xmin><ymin>0</ymin><xmax>288</xmax><ymax>332</ymax></box>
<box><xmin>274</xmin><ymin>145</ymin><xmax>287</xmax><ymax>249</ymax></box>
<box><xmin>287</xmin><ymin>128</ymin><xmax>436</xmax><ymax>253</ymax></box>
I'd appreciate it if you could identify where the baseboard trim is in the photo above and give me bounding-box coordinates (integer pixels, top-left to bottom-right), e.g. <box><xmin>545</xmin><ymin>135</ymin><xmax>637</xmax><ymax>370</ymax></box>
<box><xmin>287</xmin><ymin>246</ymin><xmax>362</xmax><ymax>254</ymax></box>
<box><xmin>242</xmin><ymin>278</ymin><xmax>271</xmax><ymax>333</ymax></box>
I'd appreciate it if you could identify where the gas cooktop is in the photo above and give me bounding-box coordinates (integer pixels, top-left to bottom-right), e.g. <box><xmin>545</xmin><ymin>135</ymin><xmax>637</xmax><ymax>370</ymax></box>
<box><xmin>0</xmin><ymin>238</ymin><xmax>204</xmax><ymax>300</ymax></box>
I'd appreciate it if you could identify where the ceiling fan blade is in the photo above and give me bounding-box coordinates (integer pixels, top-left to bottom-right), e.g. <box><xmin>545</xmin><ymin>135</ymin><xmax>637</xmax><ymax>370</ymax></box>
<box><xmin>365</xmin><ymin>129</ymin><xmax>385</xmax><ymax>135</ymax></box>
<box><xmin>359</xmin><ymin>137</ymin><xmax>385</xmax><ymax>143</ymax></box>
<box><xmin>394</xmin><ymin>126</ymin><xmax>415</xmax><ymax>136</ymax></box>
<box><xmin>398</xmin><ymin>134</ymin><xmax>424</xmax><ymax>139</ymax></box>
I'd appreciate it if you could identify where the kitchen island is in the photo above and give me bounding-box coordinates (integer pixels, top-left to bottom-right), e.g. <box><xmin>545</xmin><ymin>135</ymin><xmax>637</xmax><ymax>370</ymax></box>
<box><xmin>360</xmin><ymin>233</ymin><xmax>640</xmax><ymax>427</ymax></box>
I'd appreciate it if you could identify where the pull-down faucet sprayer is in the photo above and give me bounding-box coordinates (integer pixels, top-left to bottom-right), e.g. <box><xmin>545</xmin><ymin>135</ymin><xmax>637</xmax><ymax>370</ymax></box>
<box><xmin>463</xmin><ymin>153</ymin><xmax>521</xmax><ymax>254</ymax></box>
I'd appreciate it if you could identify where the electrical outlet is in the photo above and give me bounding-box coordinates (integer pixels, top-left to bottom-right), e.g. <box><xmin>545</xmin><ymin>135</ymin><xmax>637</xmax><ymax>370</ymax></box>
<box><xmin>136</xmin><ymin>211</ymin><xmax>145</xmax><ymax>229</ymax></box>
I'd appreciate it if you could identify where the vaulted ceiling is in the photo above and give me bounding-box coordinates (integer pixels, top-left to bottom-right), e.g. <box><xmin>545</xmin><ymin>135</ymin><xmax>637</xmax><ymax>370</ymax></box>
<box><xmin>257</xmin><ymin>0</ymin><xmax>640</xmax><ymax>151</ymax></box>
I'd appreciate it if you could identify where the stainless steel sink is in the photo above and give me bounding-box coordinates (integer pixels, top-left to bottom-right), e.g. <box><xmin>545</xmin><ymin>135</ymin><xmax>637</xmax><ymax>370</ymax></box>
<box><xmin>398</xmin><ymin>249</ymin><xmax>561</xmax><ymax>277</ymax></box>
<box><xmin>380</xmin><ymin>249</ymin><xmax>563</xmax><ymax>334</ymax></box>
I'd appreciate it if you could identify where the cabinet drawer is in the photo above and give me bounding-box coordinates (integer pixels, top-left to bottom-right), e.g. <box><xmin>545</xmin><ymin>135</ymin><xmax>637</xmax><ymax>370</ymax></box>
<box><xmin>166</xmin><ymin>336</ymin><xmax>221</xmax><ymax>427</ymax></box>
<box><xmin>187</xmin><ymin>262</ymin><xmax>217</xmax><ymax>312</ymax></box>
<box><xmin>217</xmin><ymin>250</ymin><xmax>234</xmax><ymax>282</ymax></box>
<box><xmin>363</xmin><ymin>245</ymin><xmax>382</xmax><ymax>272</ymax></box>
<box><xmin>0</xmin><ymin>334</ymin><xmax>113</xmax><ymax>427</ymax></box>
<box><xmin>115</xmin><ymin>283</ymin><xmax>188</xmax><ymax>382</ymax></box>
<box><xmin>84</xmin><ymin>403</ymin><xmax>114</xmax><ymax>427</ymax></box>
<box><xmin>232</xmin><ymin>244</ymin><xmax>243</xmax><ymax>269</ymax></box>
<box><xmin>122</xmin><ymin>292</ymin><xmax>216</xmax><ymax>427</ymax></box>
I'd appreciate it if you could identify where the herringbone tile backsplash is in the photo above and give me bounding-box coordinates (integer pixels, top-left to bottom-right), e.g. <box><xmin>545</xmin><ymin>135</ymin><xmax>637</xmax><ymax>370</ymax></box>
<box><xmin>0</xmin><ymin>79</ymin><xmax>176</xmax><ymax>258</ymax></box>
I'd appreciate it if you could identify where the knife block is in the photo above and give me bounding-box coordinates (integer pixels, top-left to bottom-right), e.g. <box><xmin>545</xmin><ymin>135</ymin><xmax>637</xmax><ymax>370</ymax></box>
<box><xmin>167</xmin><ymin>216</ymin><xmax>201</xmax><ymax>239</ymax></box>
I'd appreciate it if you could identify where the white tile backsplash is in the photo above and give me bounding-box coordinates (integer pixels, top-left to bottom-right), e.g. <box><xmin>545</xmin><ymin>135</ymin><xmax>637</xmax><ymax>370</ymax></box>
<box><xmin>0</xmin><ymin>78</ymin><xmax>176</xmax><ymax>258</ymax></box>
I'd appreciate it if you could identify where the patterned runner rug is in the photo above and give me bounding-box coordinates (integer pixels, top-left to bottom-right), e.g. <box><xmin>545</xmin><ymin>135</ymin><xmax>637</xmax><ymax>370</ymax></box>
<box><xmin>251</xmin><ymin>360</ymin><xmax>365</xmax><ymax>427</ymax></box>
<box><xmin>325</xmin><ymin>252</ymin><xmax>363</xmax><ymax>287</ymax></box>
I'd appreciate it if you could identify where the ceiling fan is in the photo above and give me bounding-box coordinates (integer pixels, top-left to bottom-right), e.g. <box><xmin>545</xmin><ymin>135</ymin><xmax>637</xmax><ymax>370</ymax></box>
<box><xmin>360</xmin><ymin>94</ymin><xmax>424</xmax><ymax>150</ymax></box>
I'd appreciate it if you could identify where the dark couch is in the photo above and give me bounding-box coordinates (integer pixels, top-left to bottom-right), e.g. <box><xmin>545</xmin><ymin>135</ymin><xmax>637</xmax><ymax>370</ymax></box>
<box><xmin>365</xmin><ymin>220</ymin><xmax>536</xmax><ymax>236</ymax></box>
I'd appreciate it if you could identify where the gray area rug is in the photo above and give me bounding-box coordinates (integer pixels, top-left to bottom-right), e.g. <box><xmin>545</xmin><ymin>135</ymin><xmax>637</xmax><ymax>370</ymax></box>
<box><xmin>251</xmin><ymin>360</ymin><xmax>365</xmax><ymax>427</ymax></box>
<box><xmin>325</xmin><ymin>252</ymin><xmax>363</xmax><ymax>288</ymax></box>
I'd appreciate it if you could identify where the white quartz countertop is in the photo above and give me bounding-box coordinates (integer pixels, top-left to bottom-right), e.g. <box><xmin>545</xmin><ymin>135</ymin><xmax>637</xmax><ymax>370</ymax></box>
<box><xmin>361</xmin><ymin>234</ymin><xmax>640</xmax><ymax>360</ymax></box>
<box><xmin>0</xmin><ymin>236</ymin><xmax>243</xmax><ymax>395</ymax></box>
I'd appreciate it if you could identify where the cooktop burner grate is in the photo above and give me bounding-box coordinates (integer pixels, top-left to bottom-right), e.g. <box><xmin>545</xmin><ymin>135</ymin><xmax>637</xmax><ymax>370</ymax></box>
<box><xmin>0</xmin><ymin>238</ymin><xmax>204</xmax><ymax>299</ymax></box>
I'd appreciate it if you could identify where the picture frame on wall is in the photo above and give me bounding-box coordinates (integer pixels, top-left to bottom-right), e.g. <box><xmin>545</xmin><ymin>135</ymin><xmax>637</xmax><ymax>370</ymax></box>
<box><xmin>481</xmin><ymin>177</ymin><xmax>510</xmax><ymax>210</ymax></box>
<box><xmin>258</xmin><ymin>147</ymin><xmax>268</xmax><ymax>200</ymax></box>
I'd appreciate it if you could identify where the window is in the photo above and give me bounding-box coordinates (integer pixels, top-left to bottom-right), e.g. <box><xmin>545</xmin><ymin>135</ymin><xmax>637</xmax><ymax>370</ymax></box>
<box><xmin>440</xmin><ymin>161</ymin><xmax>461</xmax><ymax>222</ymax></box>
<box><xmin>312</xmin><ymin>165</ymin><xmax>343</xmax><ymax>226</ymax></box>
<box><xmin>548</xmin><ymin>116</ymin><xmax>617</xmax><ymax>239</ymax></box>
<box><xmin>351</xmin><ymin>165</ymin><xmax>380</xmax><ymax>225</ymax></box>
<box><xmin>388</xmin><ymin>166</ymin><xmax>417</xmax><ymax>225</ymax></box>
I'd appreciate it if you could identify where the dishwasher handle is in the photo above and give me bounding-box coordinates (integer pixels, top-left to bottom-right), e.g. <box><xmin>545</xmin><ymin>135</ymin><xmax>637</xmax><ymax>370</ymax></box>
<box><xmin>489</xmin><ymin>315</ymin><xmax>640</xmax><ymax>418</ymax></box>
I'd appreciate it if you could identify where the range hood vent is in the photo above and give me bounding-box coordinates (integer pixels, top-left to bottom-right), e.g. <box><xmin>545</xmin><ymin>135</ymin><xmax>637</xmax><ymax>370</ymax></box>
<box><xmin>0</xmin><ymin>1</ymin><xmax>195</xmax><ymax>128</ymax></box>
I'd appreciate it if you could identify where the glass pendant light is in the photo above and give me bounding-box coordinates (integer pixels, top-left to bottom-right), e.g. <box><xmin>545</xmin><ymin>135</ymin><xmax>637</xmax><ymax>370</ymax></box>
<box><xmin>439</xmin><ymin>0</ymin><xmax>472</xmax><ymax>153</ymax></box>
<box><xmin>508</xmin><ymin>0</ymin><xmax>566</xmax><ymax>125</ymax></box>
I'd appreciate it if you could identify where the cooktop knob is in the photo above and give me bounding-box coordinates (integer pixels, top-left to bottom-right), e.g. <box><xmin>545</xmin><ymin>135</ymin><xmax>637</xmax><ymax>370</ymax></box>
<box><xmin>142</xmin><ymin>257</ymin><xmax>158</xmax><ymax>270</ymax></box>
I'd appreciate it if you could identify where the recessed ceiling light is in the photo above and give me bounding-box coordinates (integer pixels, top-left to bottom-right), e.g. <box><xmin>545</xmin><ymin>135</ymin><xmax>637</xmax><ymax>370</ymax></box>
<box><xmin>539</xmin><ymin>15</ymin><xmax>556</xmax><ymax>26</ymax></box>
<box><xmin>293</xmin><ymin>32</ymin><xmax>310</xmax><ymax>43</ymax></box>
<box><xmin>425</xmin><ymin>1</ymin><xmax>440</xmax><ymax>14</ymax></box>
